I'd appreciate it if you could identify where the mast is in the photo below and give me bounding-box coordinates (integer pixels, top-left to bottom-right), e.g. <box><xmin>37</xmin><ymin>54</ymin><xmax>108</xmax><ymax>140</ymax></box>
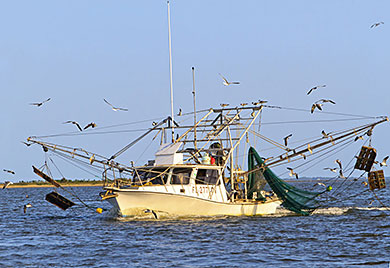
<box><xmin>167</xmin><ymin>1</ymin><xmax>175</xmax><ymax>143</ymax></box>
<box><xmin>192</xmin><ymin>67</ymin><xmax>197</xmax><ymax>149</ymax></box>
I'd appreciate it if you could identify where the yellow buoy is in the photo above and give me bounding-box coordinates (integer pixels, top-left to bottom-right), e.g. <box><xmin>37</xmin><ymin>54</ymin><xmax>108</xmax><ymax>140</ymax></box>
<box><xmin>96</xmin><ymin>207</ymin><xmax>103</xmax><ymax>214</ymax></box>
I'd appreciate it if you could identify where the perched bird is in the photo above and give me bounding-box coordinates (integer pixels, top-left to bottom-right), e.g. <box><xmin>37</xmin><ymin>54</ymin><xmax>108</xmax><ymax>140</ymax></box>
<box><xmin>319</xmin><ymin>99</ymin><xmax>336</xmax><ymax>105</ymax></box>
<box><xmin>103</xmin><ymin>99</ymin><xmax>128</xmax><ymax>112</ymax></box>
<box><xmin>299</xmin><ymin>153</ymin><xmax>307</xmax><ymax>160</ymax></box>
<box><xmin>283</xmin><ymin>134</ymin><xmax>292</xmax><ymax>146</ymax></box>
<box><xmin>324</xmin><ymin>167</ymin><xmax>338</xmax><ymax>173</ymax></box>
<box><xmin>287</xmin><ymin>167</ymin><xmax>299</xmax><ymax>179</ymax></box>
<box><xmin>219</xmin><ymin>73</ymin><xmax>240</xmax><ymax>86</ymax></box>
<box><xmin>152</xmin><ymin>121</ymin><xmax>158</xmax><ymax>126</ymax></box>
<box><xmin>252</xmin><ymin>100</ymin><xmax>268</xmax><ymax>105</ymax></box>
<box><xmin>220</xmin><ymin>103</ymin><xmax>229</xmax><ymax>108</ymax></box>
<box><xmin>311</xmin><ymin>103</ymin><xmax>323</xmax><ymax>113</ymax></box>
<box><xmin>240</xmin><ymin>103</ymin><xmax>248</xmax><ymax>107</ymax></box>
<box><xmin>354</xmin><ymin>135</ymin><xmax>364</xmax><ymax>141</ymax></box>
<box><xmin>307</xmin><ymin>85</ymin><xmax>326</xmax><ymax>95</ymax></box>
<box><xmin>308</xmin><ymin>144</ymin><xmax>313</xmax><ymax>154</ymax></box>
<box><xmin>21</xmin><ymin>141</ymin><xmax>32</xmax><ymax>147</ymax></box>
<box><xmin>84</xmin><ymin>122</ymin><xmax>97</xmax><ymax>130</ymax></box>
<box><xmin>177</xmin><ymin>108</ymin><xmax>182</xmax><ymax>116</ymax></box>
<box><xmin>3</xmin><ymin>169</ymin><xmax>15</xmax><ymax>175</ymax></box>
<box><xmin>2</xmin><ymin>181</ymin><xmax>13</xmax><ymax>189</ymax></box>
<box><xmin>89</xmin><ymin>154</ymin><xmax>95</xmax><ymax>165</ymax></box>
<box><xmin>63</xmin><ymin>121</ymin><xmax>83</xmax><ymax>131</ymax></box>
<box><xmin>380</xmin><ymin>156</ymin><xmax>389</xmax><ymax>167</ymax></box>
<box><xmin>335</xmin><ymin>159</ymin><xmax>343</xmax><ymax>170</ymax></box>
<box><xmin>23</xmin><ymin>203</ymin><xmax>32</xmax><ymax>213</ymax></box>
<box><xmin>130</xmin><ymin>161</ymin><xmax>135</xmax><ymax>167</ymax></box>
<box><xmin>370</xmin><ymin>21</ymin><xmax>384</xmax><ymax>28</ymax></box>
<box><xmin>29</xmin><ymin>98</ymin><xmax>51</xmax><ymax>107</ymax></box>
<box><xmin>321</xmin><ymin>130</ymin><xmax>329</xmax><ymax>139</ymax></box>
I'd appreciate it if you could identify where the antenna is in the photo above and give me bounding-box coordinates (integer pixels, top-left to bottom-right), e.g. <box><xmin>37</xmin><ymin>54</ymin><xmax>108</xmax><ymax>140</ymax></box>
<box><xmin>167</xmin><ymin>1</ymin><xmax>175</xmax><ymax>143</ymax></box>
<box><xmin>192</xmin><ymin>67</ymin><xmax>197</xmax><ymax>149</ymax></box>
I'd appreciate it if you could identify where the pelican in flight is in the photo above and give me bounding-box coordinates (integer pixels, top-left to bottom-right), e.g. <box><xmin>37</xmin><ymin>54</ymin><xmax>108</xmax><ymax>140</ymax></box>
<box><xmin>219</xmin><ymin>73</ymin><xmax>240</xmax><ymax>86</ymax></box>
<box><xmin>103</xmin><ymin>99</ymin><xmax>128</xmax><ymax>112</ymax></box>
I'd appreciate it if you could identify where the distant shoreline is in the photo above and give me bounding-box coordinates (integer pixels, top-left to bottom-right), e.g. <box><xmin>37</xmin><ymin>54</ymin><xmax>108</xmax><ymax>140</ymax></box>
<box><xmin>1</xmin><ymin>183</ymin><xmax>103</xmax><ymax>188</ymax></box>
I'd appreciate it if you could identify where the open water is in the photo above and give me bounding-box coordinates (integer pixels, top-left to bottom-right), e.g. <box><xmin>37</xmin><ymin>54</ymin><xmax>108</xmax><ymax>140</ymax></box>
<box><xmin>0</xmin><ymin>182</ymin><xmax>389</xmax><ymax>268</ymax></box>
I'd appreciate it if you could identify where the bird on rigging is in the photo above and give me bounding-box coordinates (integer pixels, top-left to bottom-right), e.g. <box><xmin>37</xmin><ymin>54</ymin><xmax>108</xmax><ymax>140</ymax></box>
<box><xmin>219</xmin><ymin>73</ymin><xmax>240</xmax><ymax>86</ymax></box>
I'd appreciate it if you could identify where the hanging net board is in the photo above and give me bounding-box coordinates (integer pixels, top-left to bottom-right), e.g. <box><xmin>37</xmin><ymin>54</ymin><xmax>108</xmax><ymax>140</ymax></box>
<box><xmin>368</xmin><ymin>170</ymin><xmax>386</xmax><ymax>190</ymax></box>
<box><xmin>247</xmin><ymin>147</ymin><xmax>325</xmax><ymax>215</ymax></box>
<box><xmin>46</xmin><ymin>192</ymin><xmax>76</xmax><ymax>210</ymax></box>
<box><xmin>354</xmin><ymin>146</ymin><xmax>377</xmax><ymax>172</ymax></box>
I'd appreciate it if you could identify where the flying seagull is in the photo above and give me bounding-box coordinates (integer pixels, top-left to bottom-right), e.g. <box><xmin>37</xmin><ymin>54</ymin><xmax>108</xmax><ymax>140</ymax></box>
<box><xmin>3</xmin><ymin>169</ymin><xmax>15</xmax><ymax>175</ymax></box>
<box><xmin>314</xmin><ymin>182</ymin><xmax>326</xmax><ymax>187</ymax></box>
<box><xmin>324</xmin><ymin>167</ymin><xmax>338</xmax><ymax>173</ymax></box>
<box><xmin>287</xmin><ymin>167</ymin><xmax>299</xmax><ymax>179</ymax></box>
<box><xmin>3</xmin><ymin>181</ymin><xmax>13</xmax><ymax>189</ymax></box>
<box><xmin>103</xmin><ymin>99</ymin><xmax>128</xmax><ymax>112</ymax></box>
<box><xmin>380</xmin><ymin>156</ymin><xmax>389</xmax><ymax>167</ymax></box>
<box><xmin>21</xmin><ymin>141</ymin><xmax>32</xmax><ymax>147</ymax></box>
<box><xmin>319</xmin><ymin>99</ymin><xmax>336</xmax><ymax>105</ymax></box>
<box><xmin>339</xmin><ymin>169</ymin><xmax>346</xmax><ymax>179</ymax></box>
<box><xmin>84</xmin><ymin>122</ymin><xmax>97</xmax><ymax>130</ymax></box>
<box><xmin>63</xmin><ymin>121</ymin><xmax>83</xmax><ymax>131</ymax></box>
<box><xmin>219</xmin><ymin>73</ymin><xmax>240</xmax><ymax>86</ymax></box>
<box><xmin>335</xmin><ymin>159</ymin><xmax>343</xmax><ymax>170</ymax></box>
<box><xmin>23</xmin><ymin>203</ymin><xmax>32</xmax><ymax>213</ymax></box>
<box><xmin>311</xmin><ymin>103</ymin><xmax>323</xmax><ymax>113</ymax></box>
<box><xmin>29</xmin><ymin>98</ymin><xmax>51</xmax><ymax>107</ymax></box>
<box><xmin>307</xmin><ymin>85</ymin><xmax>326</xmax><ymax>95</ymax></box>
<box><xmin>283</xmin><ymin>134</ymin><xmax>292</xmax><ymax>146</ymax></box>
<box><xmin>371</xmin><ymin>22</ymin><xmax>384</xmax><ymax>28</ymax></box>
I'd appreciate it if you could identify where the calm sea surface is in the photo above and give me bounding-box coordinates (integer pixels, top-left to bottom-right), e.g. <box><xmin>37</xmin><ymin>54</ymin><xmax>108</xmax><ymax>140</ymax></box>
<box><xmin>0</xmin><ymin>182</ymin><xmax>389</xmax><ymax>268</ymax></box>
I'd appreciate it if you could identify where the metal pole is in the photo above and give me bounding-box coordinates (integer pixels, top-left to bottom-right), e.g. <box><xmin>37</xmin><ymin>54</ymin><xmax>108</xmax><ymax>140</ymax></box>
<box><xmin>192</xmin><ymin>67</ymin><xmax>197</xmax><ymax>149</ymax></box>
<box><xmin>167</xmin><ymin>1</ymin><xmax>175</xmax><ymax>142</ymax></box>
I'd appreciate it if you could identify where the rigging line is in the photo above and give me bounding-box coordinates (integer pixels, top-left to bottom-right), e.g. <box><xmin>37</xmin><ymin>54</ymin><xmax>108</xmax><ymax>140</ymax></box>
<box><xmin>35</xmin><ymin>128</ymin><xmax>151</xmax><ymax>139</ymax></box>
<box><xmin>260</xmin><ymin>117</ymin><xmax>378</xmax><ymax>125</ymax></box>
<box><xmin>276</xmin><ymin>137</ymin><xmax>355</xmax><ymax>177</ymax></box>
<box><xmin>332</xmin><ymin>171</ymin><xmax>366</xmax><ymax>198</ymax></box>
<box><xmin>370</xmin><ymin>190</ymin><xmax>390</xmax><ymax>210</ymax></box>
<box><xmin>52</xmin><ymin>151</ymin><xmax>104</xmax><ymax>178</ymax></box>
<box><xmin>263</xmin><ymin>105</ymin><xmax>381</xmax><ymax>118</ymax></box>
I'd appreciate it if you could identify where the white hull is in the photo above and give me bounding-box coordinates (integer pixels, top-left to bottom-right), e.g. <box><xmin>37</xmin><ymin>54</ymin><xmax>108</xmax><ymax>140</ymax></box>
<box><xmin>105</xmin><ymin>189</ymin><xmax>281</xmax><ymax>217</ymax></box>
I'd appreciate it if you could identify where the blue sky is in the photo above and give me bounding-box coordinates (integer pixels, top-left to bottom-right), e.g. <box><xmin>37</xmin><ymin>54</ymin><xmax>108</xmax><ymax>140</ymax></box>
<box><xmin>1</xmin><ymin>1</ymin><xmax>389</xmax><ymax>182</ymax></box>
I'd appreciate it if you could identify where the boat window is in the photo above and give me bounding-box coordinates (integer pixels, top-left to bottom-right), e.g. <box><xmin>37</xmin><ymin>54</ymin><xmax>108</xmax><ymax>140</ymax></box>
<box><xmin>171</xmin><ymin>168</ymin><xmax>191</xmax><ymax>185</ymax></box>
<box><xmin>133</xmin><ymin>169</ymin><xmax>169</xmax><ymax>185</ymax></box>
<box><xmin>196</xmin><ymin>169</ymin><xmax>219</xmax><ymax>185</ymax></box>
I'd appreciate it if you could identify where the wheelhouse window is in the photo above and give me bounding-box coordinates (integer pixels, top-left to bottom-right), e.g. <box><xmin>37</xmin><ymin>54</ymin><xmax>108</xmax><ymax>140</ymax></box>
<box><xmin>196</xmin><ymin>169</ymin><xmax>219</xmax><ymax>185</ymax></box>
<box><xmin>171</xmin><ymin>168</ymin><xmax>192</xmax><ymax>185</ymax></box>
<box><xmin>133</xmin><ymin>168</ymin><xmax>169</xmax><ymax>185</ymax></box>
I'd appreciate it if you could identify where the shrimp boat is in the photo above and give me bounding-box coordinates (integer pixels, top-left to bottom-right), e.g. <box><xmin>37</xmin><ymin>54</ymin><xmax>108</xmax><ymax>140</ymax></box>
<box><xmin>27</xmin><ymin>103</ymin><xmax>388</xmax><ymax>218</ymax></box>
<box><xmin>26</xmin><ymin>3</ymin><xmax>388</xmax><ymax>218</ymax></box>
